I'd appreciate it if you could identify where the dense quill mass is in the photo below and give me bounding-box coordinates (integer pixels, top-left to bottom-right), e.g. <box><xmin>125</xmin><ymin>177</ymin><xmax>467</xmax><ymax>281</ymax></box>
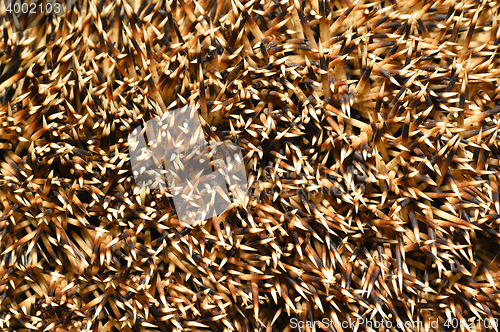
<box><xmin>1</xmin><ymin>0</ymin><xmax>500</xmax><ymax>331</ymax></box>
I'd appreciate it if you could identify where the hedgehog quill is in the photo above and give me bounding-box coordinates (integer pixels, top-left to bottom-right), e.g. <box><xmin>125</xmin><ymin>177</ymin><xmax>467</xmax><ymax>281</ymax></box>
<box><xmin>1</xmin><ymin>0</ymin><xmax>500</xmax><ymax>331</ymax></box>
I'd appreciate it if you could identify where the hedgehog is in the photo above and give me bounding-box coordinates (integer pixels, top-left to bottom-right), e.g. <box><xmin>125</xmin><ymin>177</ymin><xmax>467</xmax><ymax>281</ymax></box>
<box><xmin>1</xmin><ymin>0</ymin><xmax>500</xmax><ymax>331</ymax></box>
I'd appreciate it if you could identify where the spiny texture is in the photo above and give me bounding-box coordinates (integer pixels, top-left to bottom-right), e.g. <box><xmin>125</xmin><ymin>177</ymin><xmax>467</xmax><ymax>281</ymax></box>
<box><xmin>1</xmin><ymin>0</ymin><xmax>500</xmax><ymax>331</ymax></box>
